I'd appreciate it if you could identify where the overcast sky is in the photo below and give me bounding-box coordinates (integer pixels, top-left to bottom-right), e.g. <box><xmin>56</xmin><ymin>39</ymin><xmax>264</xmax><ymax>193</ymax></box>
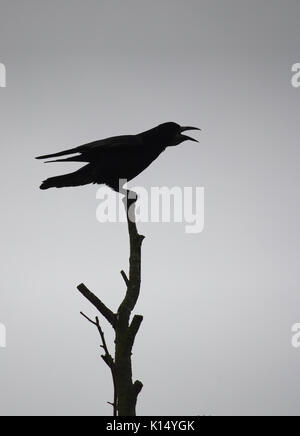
<box><xmin>0</xmin><ymin>0</ymin><xmax>299</xmax><ymax>416</ymax></box>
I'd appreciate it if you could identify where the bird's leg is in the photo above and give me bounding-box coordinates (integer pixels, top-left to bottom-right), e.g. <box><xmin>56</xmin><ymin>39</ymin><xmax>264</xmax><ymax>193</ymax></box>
<box><xmin>117</xmin><ymin>178</ymin><xmax>138</xmax><ymax>204</ymax></box>
<box><xmin>118</xmin><ymin>187</ymin><xmax>138</xmax><ymax>204</ymax></box>
<box><xmin>126</xmin><ymin>189</ymin><xmax>138</xmax><ymax>203</ymax></box>
<box><xmin>119</xmin><ymin>189</ymin><xmax>138</xmax><ymax>225</ymax></box>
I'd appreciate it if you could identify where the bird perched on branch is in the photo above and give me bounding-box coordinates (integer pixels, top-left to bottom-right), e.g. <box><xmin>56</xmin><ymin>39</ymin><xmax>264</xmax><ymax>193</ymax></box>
<box><xmin>36</xmin><ymin>122</ymin><xmax>200</xmax><ymax>192</ymax></box>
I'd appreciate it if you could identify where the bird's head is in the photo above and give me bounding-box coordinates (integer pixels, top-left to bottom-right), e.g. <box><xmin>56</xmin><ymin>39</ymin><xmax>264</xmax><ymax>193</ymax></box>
<box><xmin>157</xmin><ymin>122</ymin><xmax>201</xmax><ymax>147</ymax></box>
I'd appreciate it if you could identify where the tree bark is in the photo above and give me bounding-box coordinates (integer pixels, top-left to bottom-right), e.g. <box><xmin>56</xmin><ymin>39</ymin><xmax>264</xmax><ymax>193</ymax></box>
<box><xmin>78</xmin><ymin>191</ymin><xmax>144</xmax><ymax>416</ymax></box>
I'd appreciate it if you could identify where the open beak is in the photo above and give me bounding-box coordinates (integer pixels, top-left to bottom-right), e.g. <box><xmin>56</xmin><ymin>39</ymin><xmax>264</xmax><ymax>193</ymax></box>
<box><xmin>179</xmin><ymin>126</ymin><xmax>201</xmax><ymax>142</ymax></box>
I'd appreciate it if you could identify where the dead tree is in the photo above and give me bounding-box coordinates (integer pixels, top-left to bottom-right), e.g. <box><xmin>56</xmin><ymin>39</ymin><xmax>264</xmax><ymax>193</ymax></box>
<box><xmin>77</xmin><ymin>192</ymin><xmax>144</xmax><ymax>416</ymax></box>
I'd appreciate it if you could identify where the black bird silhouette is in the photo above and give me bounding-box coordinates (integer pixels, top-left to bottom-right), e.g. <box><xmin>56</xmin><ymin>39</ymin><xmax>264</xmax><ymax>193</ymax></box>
<box><xmin>36</xmin><ymin>122</ymin><xmax>200</xmax><ymax>192</ymax></box>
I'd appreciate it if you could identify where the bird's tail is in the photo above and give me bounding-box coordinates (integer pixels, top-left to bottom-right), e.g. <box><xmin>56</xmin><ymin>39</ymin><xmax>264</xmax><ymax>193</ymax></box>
<box><xmin>40</xmin><ymin>165</ymin><xmax>93</xmax><ymax>190</ymax></box>
<box><xmin>36</xmin><ymin>147</ymin><xmax>79</xmax><ymax>160</ymax></box>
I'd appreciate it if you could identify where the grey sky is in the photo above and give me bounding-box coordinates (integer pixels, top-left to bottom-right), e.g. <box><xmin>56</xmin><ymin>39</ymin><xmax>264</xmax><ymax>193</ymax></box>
<box><xmin>0</xmin><ymin>0</ymin><xmax>299</xmax><ymax>416</ymax></box>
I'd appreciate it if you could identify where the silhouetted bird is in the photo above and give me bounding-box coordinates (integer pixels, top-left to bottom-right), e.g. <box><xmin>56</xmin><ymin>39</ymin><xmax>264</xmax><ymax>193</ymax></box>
<box><xmin>36</xmin><ymin>122</ymin><xmax>200</xmax><ymax>192</ymax></box>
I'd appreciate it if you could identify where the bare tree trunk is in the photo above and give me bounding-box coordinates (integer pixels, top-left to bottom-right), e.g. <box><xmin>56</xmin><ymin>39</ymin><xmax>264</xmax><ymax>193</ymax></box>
<box><xmin>78</xmin><ymin>192</ymin><xmax>144</xmax><ymax>416</ymax></box>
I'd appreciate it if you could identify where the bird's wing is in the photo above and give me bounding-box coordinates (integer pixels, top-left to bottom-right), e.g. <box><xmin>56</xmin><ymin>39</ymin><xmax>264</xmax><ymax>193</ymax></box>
<box><xmin>35</xmin><ymin>135</ymin><xmax>142</xmax><ymax>161</ymax></box>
